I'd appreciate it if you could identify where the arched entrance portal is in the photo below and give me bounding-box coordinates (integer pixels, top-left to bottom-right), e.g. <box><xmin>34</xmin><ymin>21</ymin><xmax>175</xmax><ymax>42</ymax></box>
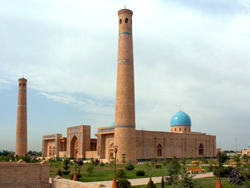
<box><xmin>70</xmin><ymin>135</ymin><xmax>79</xmax><ymax>159</ymax></box>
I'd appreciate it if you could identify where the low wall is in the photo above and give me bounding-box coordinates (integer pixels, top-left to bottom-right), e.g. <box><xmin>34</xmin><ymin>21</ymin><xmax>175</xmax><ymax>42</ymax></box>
<box><xmin>85</xmin><ymin>151</ymin><xmax>98</xmax><ymax>159</ymax></box>
<box><xmin>52</xmin><ymin>176</ymin><xmax>106</xmax><ymax>188</ymax></box>
<box><xmin>0</xmin><ymin>159</ymin><xmax>51</xmax><ymax>188</ymax></box>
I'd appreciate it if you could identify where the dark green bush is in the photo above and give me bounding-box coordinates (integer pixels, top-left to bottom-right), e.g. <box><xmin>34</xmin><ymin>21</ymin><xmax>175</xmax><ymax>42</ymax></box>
<box><xmin>136</xmin><ymin>170</ymin><xmax>145</xmax><ymax>176</ymax></box>
<box><xmin>0</xmin><ymin>155</ymin><xmax>10</xmax><ymax>162</ymax></box>
<box><xmin>20</xmin><ymin>156</ymin><xmax>32</xmax><ymax>163</ymax></box>
<box><xmin>213</xmin><ymin>165</ymin><xmax>233</xmax><ymax>177</ymax></box>
<box><xmin>63</xmin><ymin>165</ymin><xmax>70</xmax><ymax>170</ymax></box>
<box><xmin>155</xmin><ymin>164</ymin><xmax>161</xmax><ymax>169</ymax></box>
<box><xmin>48</xmin><ymin>158</ymin><xmax>55</xmax><ymax>163</ymax></box>
<box><xmin>117</xmin><ymin>169</ymin><xmax>126</xmax><ymax>178</ymax></box>
<box><xmin>63</xmin><ymin>158</ymin><xmax>70</xmax><ymax>166</ymax></box>
<box><xmin>146</xmin><ymin>178</ymin><xmax>157</xmax><ymax>188</ymax></box>
<box><xmin>57</xmin><ymin>169</ymin><xmax>62</xmax><ymax>176</ymax></box>
<box><xmin>69</xmin><ymin>173</ymin><xmax>82</xmax><ymax>180</ymax></box>
<box><xmin>125</xmin><ymin>160</ymin><xmax>135</xmax><ymax>171</ymax></box>
<box><xmin>62</xmin><ymin>170</ymin><xmax>71</xmax><ymax>175</ymax></box>
<box><xmin>117</xmin><ymin>179</ymin><xmax>131</xmax><ymax>188</ymax></box>
<box><xmin>208</xmin><ymin>163</ymin><xmax>214</xmax><ymax>171</ymax></box>
<box><xmin>100</xmin><ymin>161</ymin><xmax>105</xmax><ymax>166</ymax></box>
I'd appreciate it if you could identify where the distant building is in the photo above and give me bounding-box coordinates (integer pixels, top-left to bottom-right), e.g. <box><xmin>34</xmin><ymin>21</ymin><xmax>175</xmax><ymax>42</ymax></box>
<box><xmin>242</xmin><ymin>143</ymin><xmax>250</xmax><ymax>157</ymax></box>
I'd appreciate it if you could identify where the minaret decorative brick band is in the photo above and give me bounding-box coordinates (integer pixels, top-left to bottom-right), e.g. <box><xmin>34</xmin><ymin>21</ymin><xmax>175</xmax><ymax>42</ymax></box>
<box><xmin>15</xmin><ymin>77</ymin><xmax>27</xmax><ymax>156</ymax></box>
<box><xmin>114</xmin><ymin>8</ymin><xmax>136</xmax><ymax>163</ymax></box>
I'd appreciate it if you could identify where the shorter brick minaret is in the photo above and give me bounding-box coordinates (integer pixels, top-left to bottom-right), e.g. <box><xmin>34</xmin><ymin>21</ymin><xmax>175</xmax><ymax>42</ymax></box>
<box><xmin>15</xmin><ymin>76</ymin><xmax>28</xmax><ymax>156</ymax></box>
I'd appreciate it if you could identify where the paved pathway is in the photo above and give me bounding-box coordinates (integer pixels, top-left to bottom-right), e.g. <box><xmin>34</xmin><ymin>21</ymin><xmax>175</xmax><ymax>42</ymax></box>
<box><xmin>83</xmin><ymin>172</ymin><xmax>214</xmax><ymax>187</ymax></box>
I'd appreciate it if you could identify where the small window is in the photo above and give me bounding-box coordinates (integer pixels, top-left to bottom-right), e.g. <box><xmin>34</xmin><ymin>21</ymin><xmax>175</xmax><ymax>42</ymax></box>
<box><xmin>157</xmin><ymin>144</ymin><xmax>162</xmax><ymax>156</ymax></box>
<box><xmin>185</xmin><ymin>128</ymin><xmax>186</xmax><ymax>131</ymax></box>
<box><xmin>199</xmin><ymin>144</ymin><xmax>204</xmax><ymax>155</ymax></box>
<box><xmin>23</xmin><ymin>83</ymin><xmax>25</xmax><ymax>86</ymax></box>
<box><xmin>120</xmin><ymin>19</ymin><xmax>122</xmax><ymax>24</ymax></box>
<box><xmin>175</xmin><ymin>128</ymin><xmax>176</xmax><ymax>131</ymax></box>
<box><xmin>125</xmin><ymin>18</ymin><xmax>128</xmax><ymax>23</ymax></box>
<box><xmin>19</xmin><ymin>83</ymin><xmax>21</xmax><ymax>86</ymax></box>
<box><xmin>179</xmin><ymin>128</ymin><xmax>181</xmax><ymax>131</ymax></box>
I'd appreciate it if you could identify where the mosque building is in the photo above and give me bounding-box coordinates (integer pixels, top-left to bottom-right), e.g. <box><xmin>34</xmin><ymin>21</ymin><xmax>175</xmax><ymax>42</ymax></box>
<box><xmin>42</xmin><ymin>7</ymin><xmax>216</xmax><ymax>162</ymax></box>
<box><xmin>242</xmin><ymin>143</ymin><xmax>250</xmax><ymax>157</ymax></box>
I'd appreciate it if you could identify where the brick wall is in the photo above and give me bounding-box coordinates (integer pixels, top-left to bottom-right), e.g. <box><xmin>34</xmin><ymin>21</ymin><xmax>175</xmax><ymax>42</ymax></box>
<box><xmin>85</xmin><ymin>151</ymin><xmax>98</xmax><ymax>159</ymax></box>
<box><xmin>52</xmin><ymin>176</ymin><xmax>105</xmax><ymax>188</ymax></box>
<box><xmin>0</xmin><ymin>159</ymin><xmax>51</xmax><ymax>188</ymax></box>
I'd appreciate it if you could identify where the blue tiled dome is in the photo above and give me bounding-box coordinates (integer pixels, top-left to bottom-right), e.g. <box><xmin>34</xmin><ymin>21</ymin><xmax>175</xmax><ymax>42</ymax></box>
<box><xmin>108</xmin><ymin>122</ymin><xmax>115</xmax><ymax>126</ymax></box>
<box><xmin>171</xmin><ymin>110</ymin><xmax>191</xmax><ymax>127</ymax></box>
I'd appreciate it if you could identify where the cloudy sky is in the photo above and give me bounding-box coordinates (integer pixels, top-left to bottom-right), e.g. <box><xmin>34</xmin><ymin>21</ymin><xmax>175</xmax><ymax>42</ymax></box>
<box><xmin>0</xmin><ymin>0</ymin><xmax>249</xmax><ymax>152</ymax></box>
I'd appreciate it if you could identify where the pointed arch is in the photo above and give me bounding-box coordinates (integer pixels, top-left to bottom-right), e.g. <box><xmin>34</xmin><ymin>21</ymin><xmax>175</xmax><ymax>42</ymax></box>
<box><xmin>110</xmin><ymin>143</ymin><xmax>114</xmax><ymax>158</ymax></box>
<box><xmin>157</xmin><ymin>144</ymin><xmax>162</xmax><ymax>156</ymax></box>
<box><xmin>199</xmin><ymin>144</ymin><xmax>204</xmax><ymax>155</ymax></box>
<box><xmin>70</xmin><ymin>135</ymin><xmax>78</xmax><ymax>158</ymax></box>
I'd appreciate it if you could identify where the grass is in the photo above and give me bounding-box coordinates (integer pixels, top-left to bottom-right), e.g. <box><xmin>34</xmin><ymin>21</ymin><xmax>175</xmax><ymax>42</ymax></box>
<box><xmin>131</xmin><ymin>177</ymin><xmax>236</xmax><ymax>188</ymax></box>
<box><xmin>50</xmin><ymin>162</ymin><xmax>171</xmax><ymax>182</ymax></box>
<box><xmin>49</xmin><ymin>161</ymin><xmax>216</xmax><ymax>182</ymax></box>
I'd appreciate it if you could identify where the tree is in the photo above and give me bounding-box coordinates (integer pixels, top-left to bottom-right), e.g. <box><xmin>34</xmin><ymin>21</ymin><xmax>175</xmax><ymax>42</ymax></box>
<box><xmin>77</xmin><ymin>160</ymin><xmax>83</xmax><ymax>174</ymax></box>
<box><xmin>234</xmin><ymin>155</ymin><xmax>241</xmax><ymax>163</ymax></box>
<box><xmin>173</xmin><ymin>167</ymin><xmax>202</xmax><ymax>188</ymax></box>
<box><xmin>219</xmin><ymin>152</ymin><xmax>229</xmax><ymax>164</ymax></box>
<box><xmin>144</xmin><ymin>161</ymin><xmax>154</xmax><ymax>178</ymax></box>
<box><xmin>87</xmin><ymin>164</ymin><xmax>95</xmax><ymax>176</ymax></box>
<box><xmin>146</xmin><ymin>178</ymin><xmax>157</xmax><ymax>188</ymax></box>
<box><xmin>122</xmin><ymin>153</ymin><xmax>126</xmax><ymax>164</ymax></box>
<box><xmin>0</xmin><ymin>150</ymin><xmax>10</xmax><ymax>156</ymax></box>
<box><xmin>165</xmin><ymin>157</ymin><xmax>181</xmax><ymax>185</ymax></box>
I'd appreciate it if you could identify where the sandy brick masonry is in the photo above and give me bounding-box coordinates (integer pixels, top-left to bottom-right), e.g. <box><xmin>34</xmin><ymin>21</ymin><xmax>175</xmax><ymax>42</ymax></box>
<box><xmin>0</xmin><ymin>159</ymin><xmax>51</xmax><ymax>188</ymax></box>
<box><xmin>52</xmin><ymin>176</ymin><xmax>105</xmax><ymax>188</ymax></box>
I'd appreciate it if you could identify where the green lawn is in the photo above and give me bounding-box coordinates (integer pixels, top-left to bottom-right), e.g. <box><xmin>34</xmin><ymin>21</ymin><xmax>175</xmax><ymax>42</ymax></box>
<box><xmin>50</xmin><ymin>162</ymin><xmax>172</xmax><ymax>181</ymax></box>
<box><xmin>49</xmin><ymin>162</ymin><xmax>216</xmax><ymax>182</ymax></box>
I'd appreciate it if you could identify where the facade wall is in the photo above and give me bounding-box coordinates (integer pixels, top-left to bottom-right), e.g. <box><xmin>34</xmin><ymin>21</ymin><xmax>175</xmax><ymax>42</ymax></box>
<box><xmin>42</xmin><ymin>134</ymin><xmax>62</xmax><ymax>158</ymax></box>
<box><xmin>67</xmin><ymin>125</ymin><xmax>91</xmax><ymax>159</ymax></box>
<box><xmin>242</xmin><ymin>148</ymin><xmax>250</xmax><ymax>156</ymax></box>
<box><xmin>85</xmin><ymin>151</ymin><xmax>98</xmax><ymax>159</ymax></box>
<box><xmin>0</xmin><ymin>160</ymin><xmax>50</xmax><ymax>188</ymax></box>
<box><xmin>135</xmin><ymin>130</ymin><xmax>216</xmax><ymax>160</ymax></box>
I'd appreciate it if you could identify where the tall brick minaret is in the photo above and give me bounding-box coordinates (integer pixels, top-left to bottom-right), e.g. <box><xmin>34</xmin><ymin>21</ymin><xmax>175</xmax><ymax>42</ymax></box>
<box><xmin>114</xmin><ymin>7</ymin><xmax>136</xmax><ymax>163</ymax></box>
<box><xmin>15</xmin><ymin>76</ymin><xmax>28</xmax><ymax>156</ymax></box>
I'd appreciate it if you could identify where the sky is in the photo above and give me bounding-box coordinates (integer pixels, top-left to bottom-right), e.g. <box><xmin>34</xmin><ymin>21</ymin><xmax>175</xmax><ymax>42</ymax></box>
<box><xmin>0</xmin><ymin>0</ymin><xmax>250</xmax><ymax>152</ymax></box>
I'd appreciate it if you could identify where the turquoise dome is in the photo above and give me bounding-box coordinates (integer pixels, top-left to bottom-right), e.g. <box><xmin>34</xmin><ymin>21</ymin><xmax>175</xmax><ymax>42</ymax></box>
<box><xmin>108</xmin><ymin>122</ymin><xmax>115</xmax><ymax>126</ymax></box>
<box><xmin>249</xmin><ymin>143</ymin><xmax>250</xmax><ymax>147</ymax></box>
<box><xmin>171</xmin><ymin>110</ymin><xmax>191</xmax><ymax>127</ymax></box>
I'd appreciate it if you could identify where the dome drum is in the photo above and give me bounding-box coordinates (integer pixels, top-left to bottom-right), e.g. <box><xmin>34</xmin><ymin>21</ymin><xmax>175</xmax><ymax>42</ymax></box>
<box><xmin>170</xmin><ymin>110</ymin><xmax>191</xmax><ymax>133</ymax></box>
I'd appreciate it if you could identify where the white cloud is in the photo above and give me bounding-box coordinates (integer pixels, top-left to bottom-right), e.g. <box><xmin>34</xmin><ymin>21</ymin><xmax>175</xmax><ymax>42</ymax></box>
<box><xmin>1</xmin><ymin>0</ymin><xmax>250</xmax><ymax>150</ymax></box>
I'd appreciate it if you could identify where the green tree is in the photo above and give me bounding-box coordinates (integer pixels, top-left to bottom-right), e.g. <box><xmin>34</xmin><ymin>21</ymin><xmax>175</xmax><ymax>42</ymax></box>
<box><xmin>173</xmin><ymin>167</ymin><xmax>202</xmax><ymax>188</ymax></box>
<box><xmin>87</xmin><ymin>164</ymin><xmax>95</xmax><ymax>176</ymax></box>
<box><xmin>219</xmin><ymin>152</ymin><xmax>229</xmax><ymax>164</ymax></box>
<box><xmin>144</xmin><ymin>161</ymin><xmax>154</xmax><ymax>178</ymax></box>
<box><xmin>234</xmin><ymin>155</ymin><xmax>241</xmax><ymax>162</ymax></box>
<box><xmin>165</xmin><ymin>157</ymin><xmax>181</xmax><ymax>185</ymax></box>
<box><xmin>146</xmin><ymin>178</ymin><xmax>157</xmax><ymax>188</ymax></box>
